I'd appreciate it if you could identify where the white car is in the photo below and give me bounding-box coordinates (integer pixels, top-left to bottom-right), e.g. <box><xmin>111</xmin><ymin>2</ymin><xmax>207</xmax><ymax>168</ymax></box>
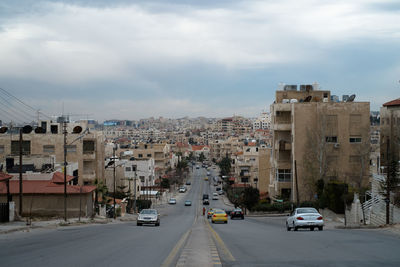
<box><xmin>168</xmin><ymin>198</ymin><xmax>177</xmax><ymax>204</ymax></box>
<box><xmin>137</xmin><ymin>209</ymin><xmax>160</xmax><ymax>226</ymax></box>
<box><xmin>212</xmin><ymin>193</ymin><xmax>219</xmax><ymax>200</ymax></box>
<box><xmin>179</xmin><ymin>187</ymin><xmax>187</xmax><ymax>193</ymax></box>
<box><xmin>286</xmin><ymin>207</ymin><xmax>324</xmax><ymax>231</ymax></box>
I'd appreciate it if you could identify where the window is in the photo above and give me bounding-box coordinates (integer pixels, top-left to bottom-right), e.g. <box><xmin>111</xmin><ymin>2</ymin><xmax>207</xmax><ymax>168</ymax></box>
<box><xmin>138</xmin><ymin>154</ymin><xmax>143</xmax><ymax>158</ymax></box>
<box><xmin>0</xmin><ymin>145</ymin><xmax>4</xmax><ymax>154</ymax></box>
<box><xmin>50</xmin><ymin>125</ymin><xmax>58</xmax><ymax>134</ymax></box>
<box><xmin>147</xmin><ymin>154</ymin><xmax>152</xmax><ymax>157</ymax></box>
<box><xmin>325</xmin><ymin>136</ymin><xmax>338</xmax><ymax>143</ymax></box>
<box><xmin>66</xmin><ymin>145</ymin><xmax>77</xmax><ymax>153</ymax></box>
<box><xmin>125</xmin><ymin>167</ymin><xmax>131</xmax><ymax>172</ymax></box>
<box><xmin>277</xmin><ymin>169</ymin><xmax>291</xmax><ymax>182</ymax></box>
<box><xmin>140</xmin><ymin>176</ymin><xmax>145</xmax><ymax>183</ymax></box>
<box><xmin>11</xmin><ymin>141</ymin><xmax>31</xmax><ymax>155</ymax></box>
<box><xmin>83</xmin><ymin>140</ymin><xmax>95</xmax><ymax>154</ymax></box>
<box><xmin>83</xmin><ymin>160</ymin><xmax>95</xmax><ymax>175</ymax></box>
<box><xmin>349</xmin><ymin>137</ymin><xmax>362</xmax><ymax>143</ymax></box>
<box><xmin>43</xmin><ymin>145</ymin><xmax>55</xmax><ymax>153</ymax></box>
<box><xmin>132</xmin><ymin>165</ymin><xmax>136</xmax><ymax>171</ymax></box>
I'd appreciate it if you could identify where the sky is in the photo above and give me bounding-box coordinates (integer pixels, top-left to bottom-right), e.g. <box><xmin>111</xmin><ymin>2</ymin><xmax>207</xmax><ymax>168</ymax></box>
<box><xmin>0</xmin><ymin>0</ymin><xmax>399</xmax><ymax>122</ymax></box>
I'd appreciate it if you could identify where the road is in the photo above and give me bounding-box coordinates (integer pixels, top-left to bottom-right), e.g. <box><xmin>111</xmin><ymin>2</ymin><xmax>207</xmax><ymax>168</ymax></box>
<box><xmin>1</xmin><ymin>164</ymin><xmax>400</xmax><ymax>267</ymax></box>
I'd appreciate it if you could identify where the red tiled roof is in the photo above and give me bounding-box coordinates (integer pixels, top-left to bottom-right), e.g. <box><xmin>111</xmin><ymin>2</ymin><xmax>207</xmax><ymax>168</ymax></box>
<box><xmin>248</xmin><ymin>142</ymin><xmax>256</xmax><ymax>146</ymax></box>
<box><xmin>0</xmin><ymin>180</ymin><xmax>96</xmax><ymax>195</ymax></box>
<box><xmin>51</xmin><ymin>172</ymin><xmax>75</xmax><ymax>184</ymax></box>
<box><xmin>383</xmin><ymin>98</ymin><xmax>400</xmax><ymax>107</ymax></box>
<box><xmin>191</xmin><ymin>145</ymin><xmax>205</xmax><ymax>151</ymax></box>
<box><xmin>0</xmin><ymin>172</ymin><xmax>13</xmax><ymax>182</ymax></box>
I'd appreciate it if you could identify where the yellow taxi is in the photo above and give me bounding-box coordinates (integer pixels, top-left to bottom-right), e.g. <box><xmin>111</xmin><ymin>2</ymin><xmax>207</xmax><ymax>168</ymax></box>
<box><xmin>204</xmin><ymin>177</ymin><xmax>208</xmax><ymax>181</ymax></box>
<box><xmin>211</xmin><ymin>209</ymin><xmax>228</xmax><ymax>224</ymax></box>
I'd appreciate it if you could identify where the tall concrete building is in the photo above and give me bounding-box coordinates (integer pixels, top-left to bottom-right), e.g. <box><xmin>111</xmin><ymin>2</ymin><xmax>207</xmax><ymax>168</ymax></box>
<box><xmin>380</xmin><ymin>98</ymin><xmax>400</xmax><ymax>169</ymax></box>
<box><xmin>269</xmin><ymin>84</ymin><xmax>370</xmax><ymax>202</ymax></box>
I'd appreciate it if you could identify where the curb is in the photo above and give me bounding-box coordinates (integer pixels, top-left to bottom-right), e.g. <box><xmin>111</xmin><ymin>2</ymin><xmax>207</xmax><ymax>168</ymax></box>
<box><xmin>245</xmin><ymin>213</ymin><xmax>289</xmax><ymax>217</ymax></box>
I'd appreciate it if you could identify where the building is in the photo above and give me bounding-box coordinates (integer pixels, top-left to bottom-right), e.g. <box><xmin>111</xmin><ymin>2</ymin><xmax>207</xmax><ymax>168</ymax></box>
<box><xmin>380</xmin><ymin>98</ymin><xmax>400</xmax><ymax>170</ymax></box>
<box><xmin>0</xmin><ymin>120</ymin><xmax>105</xmax><ymax>186</ymax></box>
<box><xmin>269</xmin><ymin>84</ymin><xmax>370</xmax><ymax>202</ymax></box>
<box><xmin>253</xmin><ymin>112</ymin><xmax>271</xmax><ymax>130</ymax></box>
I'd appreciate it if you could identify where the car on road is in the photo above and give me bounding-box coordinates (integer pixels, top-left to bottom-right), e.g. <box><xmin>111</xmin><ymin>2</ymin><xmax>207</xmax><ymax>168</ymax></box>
<box><xmin>185</xmin><ymin>181</ymin><xmax>191</xmax><ymax>185</ymax></box>
<box><xmin>137</xmin><ymin>209</ymin><xmax>160</xmax><ymax>226</ymax></box>
<box><xmin>218</xmin><ymin>190</ymin><xmax>224</xmax><ymax>195</ymax></box>
<box><xmin>212</xmin><ymin>193</ymin><xmax>219</xmax><ymax>200</ymax></box>
<box><xmin>211</xmin><ymin>209</ymin><xmax>228</xmax><ymax>224</ymax></box>
<box><xmin>179</xmin><ymin>186</ymin><xmax>187</xmax><ymax>193</ymax></box>
<box><xmin>168</xmin><ymin>198</ymin><xmax>177</xmax><ymax>204</ymax></box>
<box><xmin>185</xmin><ymin>200</ymin><xmax>192</xmax><ymax>206</ymax></box>
<box><xmin>196</xmin><ymin>165</ymin><xmax>200</xmax><ymax>169</ymax></box>
<box><xmin>204</xmin><ymin>177</ymin><xmax>208</xmax><ymax>181</ymax></box>
<box><xmin>203</xmin><ymin>199</ymin><xmax>209</xmax><ymax>205</ymax></box>
<box><xmin>286</xmin><ymin>207</ymin><xmax>324</xmax><ymax>231</ymax></box>
<box><xmin>230</xmin><ymin>208</ymin><xmax>244</xmax><ymax>219</ymax></box>
<box><xmin>207</xmin><ymin>208</ymin><xmax>215</xmax><ymax>218</ymax></box>
<box><xmin>202</xmin><ymin>194</ymin><xmax>209</xmax><ymax>200</ymax></box>
<box><xmin>207</xmin><ymin>171</ymin><xmax>211</xmax><ymax>176</ymax></box>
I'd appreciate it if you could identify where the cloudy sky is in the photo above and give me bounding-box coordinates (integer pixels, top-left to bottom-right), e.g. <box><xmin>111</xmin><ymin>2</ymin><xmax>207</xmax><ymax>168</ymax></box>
<box><xmin>0</xmin><ymin>0</ymin><xmax>399</xmax><ymax>122</ymax></box>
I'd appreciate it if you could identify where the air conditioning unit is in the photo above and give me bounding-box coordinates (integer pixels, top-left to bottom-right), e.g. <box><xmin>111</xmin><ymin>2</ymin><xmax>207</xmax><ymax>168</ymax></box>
<box><xmin>334</xmin><ymin>143</ymin><xmax>340</xmax><ymax>148</ymax></box>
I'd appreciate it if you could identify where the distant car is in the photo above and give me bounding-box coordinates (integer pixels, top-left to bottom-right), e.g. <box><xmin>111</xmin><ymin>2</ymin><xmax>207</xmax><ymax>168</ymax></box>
<box><xmin>286</xmin><ymin>207</ymin><xmax>324</xmax><ymax>231</ymax></box>
<box><xmin>203</xmin><ymin>199</ymin><xmax>209</xmax><ymax>205</ymax></box>
<box><xmin>207</xmin><ymin>208</ymin><xmax>215</xmax><ymax>218</ymax></box>
<box><xmin>207</xmin><ymin>171</ymin><xmax>211</xmax><ymax>176</ymax></box>
<box><xmin>179</xmin><ymin>187</ymin><xmax>187</xmax><ymax>193</ymax></box>
<box><xmin>212</xmin><ymin>193</ymin><xmax>219</xmax><ymax>200</ymax></box>
<box><xmin>202</xmin><ymin>194</ymin><xmax>209</xmax><ymax>200</ymax></box>
<box><xmin>196</xmin><ymin>165</ymin><xmax>200</xmax><ymax>169</ymax></box>
<box><xmin>185</xmin><ymin>200</ymin><xmax>192</xmax><ymax>206</ymax></box>
<box><xmin>204</xmin><ymin>177</ymin><xmax>208</xmax><ymax>181</ymax></box>
<box><xmin>218</xmin><ymin>190</ymin><xmax>224</xmax><ymax>195</ymax></box>
<box><xmin>230</xmin><ymin>208</ymin><xmax>244</xmax><ymax>219</ymax></box>
<box><xmin>137</xmin><ymin>209</ymin><xmax>160</xmax><ymax>226</ymax></box>
<box><xmin>168</xmin><ymin>198</ymin><xmax>177</xmax><ymax>204</ymax></box>
<box><xmin>211</xmin><ymin>209</ymin><xmax>228</xmax><ymax>224</ymax></box>
<box><xmin>186</xmin><ymin>181</ymin><xmax>191</xmax><ymax>185</ymax></box>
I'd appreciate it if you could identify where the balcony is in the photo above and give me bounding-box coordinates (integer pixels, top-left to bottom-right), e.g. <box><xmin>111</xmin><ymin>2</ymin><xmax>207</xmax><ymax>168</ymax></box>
<box><xmin>274</xmin><ymin>103</ymin><xmax>292</xmax><ymax>112</ymax></box>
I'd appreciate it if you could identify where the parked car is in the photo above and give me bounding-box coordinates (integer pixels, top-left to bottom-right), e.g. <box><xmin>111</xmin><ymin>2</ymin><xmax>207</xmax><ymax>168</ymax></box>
<box><xmin>286</xmin><ymin>207</ymin><xmax>324</xmax><ymax>231</ymax></box>
<box><xmin>168</xmin><ymin>198</ymin><xmax>177</xmax><ymax>204</ymax></box>
<box><xmin>203</xmin><ymin>199</ymin><xmax>209</xmax><ymax>205</ymax></box>
<box><xmin>218</xmin><ymin>190</ymin><xmax>224</xmax><ymax>195</ymax></box>
<box><xmin>212</xmin><ymin>193</ymin><xmax>219</xmax><ymax>200</ymax></box>
<box><xmin>207</xmin><ymin>171</ymin><xmax>211</xmax><ymax>176</ymax></box>
<box><xmin>185</xmin><ymin>181</ymin><xmax>191</xmax><ymax>185</ymax></box>
<box><xmin>230</xmin><ymin>208</ymin><xmax>244</xmax><ymax>219</ymax></box>
<box><xmin>185</xmin><ymin>200</ymin><xmax>192</xmax><ymax>206</ymax></box>
<box><xmin>137</xmin><ymin>209</ymin><xmax>160</xmax><ymax>226</ymax></box>
<box><xmin>211</xmin><ymin>209</ymin><xmax>228</xmax><ymax>224</ymax></box>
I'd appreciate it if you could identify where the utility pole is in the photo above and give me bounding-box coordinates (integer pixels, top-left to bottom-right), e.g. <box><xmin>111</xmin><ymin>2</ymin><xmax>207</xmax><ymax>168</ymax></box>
<box><xmin>134</xmin><ymin>172</ymin><xmax>137</xmax><ymax>213</ymax></box>
<box><xmin>19</xmin><ymin>129</ymin><xmax>23</xmax><ymax>216</ymax></box>
<box><xmin>113</xmin><ymin>145</ymin><xmax>116</xmax><ymax>219</ymax></box>
<box><xmin>63</xmin><ymin>120</ymin><xmax>68</xmax><ymax>222</ymax></box>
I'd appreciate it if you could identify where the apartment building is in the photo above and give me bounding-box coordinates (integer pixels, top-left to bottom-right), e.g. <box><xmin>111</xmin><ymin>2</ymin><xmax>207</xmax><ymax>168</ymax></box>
<box><xmin>380</xmin><ymin>98</ymin><xmax>400</xmax><ymax>168</ymax></box>
<box><xmin>253</xmin><ymin>112</ymin><xmax>271</xmax><ymax>130</ymax></box>
<box><xmin>209</xmin><ymin>137</ymin><xmax>242</xmax><ymax>162</ymax></box>
<box><xmin>0</xmin><ymin>120</ymin><xmax>105</xmax><ymax>185</ymax></box>
<box><xmin>269</xmin><ymin>84</ymin><xmax>370</xmax><ymax>202</ymax></box>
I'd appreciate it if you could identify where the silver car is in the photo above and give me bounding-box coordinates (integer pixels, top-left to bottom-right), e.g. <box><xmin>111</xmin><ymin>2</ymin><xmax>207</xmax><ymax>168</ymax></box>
<box><xmin>137</xmin><ymin>209</ymin><xmax>160</xmax><ymax>226</ymax></box>
<box><xmin>286</xmin><ymin>207</ymin><xmax>324</xmax><ymax>231</ymax></box>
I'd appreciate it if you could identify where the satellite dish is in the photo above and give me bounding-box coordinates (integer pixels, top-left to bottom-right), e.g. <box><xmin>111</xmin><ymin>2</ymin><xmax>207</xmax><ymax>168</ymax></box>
<box><xmin>303</xmin><ymin>96</ymin><xmax>312</xmax><ymax>102</ymax></box>
<box><xmin>0</xmin><ymin>127</ymin><xmax>8</xmax><ymax>133</ymax></box>
<box><xmin>35</xmin><ymin>127</ymin><xmax>46</xmax><ymax>134</ymax></box>
<box><xmin>22</xmin><ymin>125</ymin><xmax>33</xmax><ymax>134</ymax></box>
<box><xmin>72</xmin><ymin>126</ymin><xmax>83</xmax><ymax>134</ymax></box>
<box><xmin>348</xmin><ymin>94</ymin><xmax>356</xmax><ymax>102</ymax></box>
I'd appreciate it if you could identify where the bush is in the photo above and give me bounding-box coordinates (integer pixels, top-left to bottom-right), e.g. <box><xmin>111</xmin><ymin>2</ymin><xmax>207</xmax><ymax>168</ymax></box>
<box><xmin>252</xmin><ymin>201</ymin><xmax>293</xmax><ymax>213</ymax></box>
<box><xmin>136</xmin><ymin>199</ymin><xmax>152</xmax><ymax>211</ymax></box>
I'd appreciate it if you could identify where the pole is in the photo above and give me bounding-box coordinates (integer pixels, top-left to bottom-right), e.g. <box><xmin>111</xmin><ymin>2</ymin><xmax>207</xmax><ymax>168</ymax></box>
<box><xmin>134</xmin><ymin>172</ymin><xmax>137</xmax><ymax>213</ymax></box>
<box><xmin>295</xmin><ymin>160</ymin><xmax>300</xmax><ymax>206</ymax></box>
<box><xmin>113</xmin><ymin>145</ymin><xmax>116</xmax><ymax>219</ymax></box>
<box><xmin>79</xmin><ymin>186</ymin><xmax>82</xmax><ymax>221</ymax></box>
<box><xmin>19</xmin><ymin>129</ymin><xmax>23</xmax><ymax>216</ymax></box>
<box><xmin>63</xmin><ymin>121</ymin><xmax>68</xmax><ymax>222</ymax></box>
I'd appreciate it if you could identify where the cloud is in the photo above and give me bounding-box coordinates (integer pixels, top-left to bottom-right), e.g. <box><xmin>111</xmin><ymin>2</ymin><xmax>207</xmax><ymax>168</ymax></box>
<box><xmin>0</xmin><ymin>0</ymin><xmax>399</xmax><ymax>120</ymax></box>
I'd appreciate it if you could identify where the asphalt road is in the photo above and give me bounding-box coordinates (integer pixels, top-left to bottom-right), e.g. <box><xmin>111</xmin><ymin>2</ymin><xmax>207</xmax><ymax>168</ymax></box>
<box><xmin>1</xmin><ymin>165</ymin><xmax>400</xmax><ymax>267</ymax></box>
<box><xmin>0</xmin><ymin>167</ymin><xmax>205</xmax><ymax>267</ymax></box>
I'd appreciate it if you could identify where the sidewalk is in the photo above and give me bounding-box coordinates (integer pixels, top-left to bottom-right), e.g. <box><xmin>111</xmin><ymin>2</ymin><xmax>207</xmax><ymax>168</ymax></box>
<box><xmin>0</xmin><ymin>213</ymin><xmax>138</xmax><ymax>235</ymax></box>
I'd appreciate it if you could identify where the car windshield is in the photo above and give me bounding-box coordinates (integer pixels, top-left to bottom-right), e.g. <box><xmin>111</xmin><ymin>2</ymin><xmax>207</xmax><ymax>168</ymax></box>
<box><xmin>297</xmin><ymin>208</ymin><xmax>318</xmax><ymax>214</ymax></box>
<box><xmin>140</xmin><ymin>210</ymin><xmax>156</xmax><ymax>215</ymax></box>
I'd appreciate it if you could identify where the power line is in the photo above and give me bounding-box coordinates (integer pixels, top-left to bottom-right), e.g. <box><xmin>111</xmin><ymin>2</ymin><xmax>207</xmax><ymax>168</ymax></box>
<box><xmin>0</xmin><ymin>94</ymin><xmax>36</xmax><ymax>123</ymax></box>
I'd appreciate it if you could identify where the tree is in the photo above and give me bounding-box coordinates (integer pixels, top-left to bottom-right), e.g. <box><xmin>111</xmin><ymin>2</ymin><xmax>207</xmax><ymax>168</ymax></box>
<box><xmin>160</xmin><ymin>178</ymin><xmax>170</xmax><ymax>189</ymax></box>
<box><xmin>242</xmin><ymin>187</ymin><xmax>260</xmax><ymax>211</ymax></box>
<box><xmin>218</xmin><ymin>156</ymin><xmax>231</xmax><ymax>176</ymax></box>
<box><xmin>198</xmin><ymin>152</ymin><xmax>206</xmax><ymax>162</ymax></box>
<box><xmin>93</xmin><ymin>178</ymin><xmax>108</xmax><ymax>214</ymax></box>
